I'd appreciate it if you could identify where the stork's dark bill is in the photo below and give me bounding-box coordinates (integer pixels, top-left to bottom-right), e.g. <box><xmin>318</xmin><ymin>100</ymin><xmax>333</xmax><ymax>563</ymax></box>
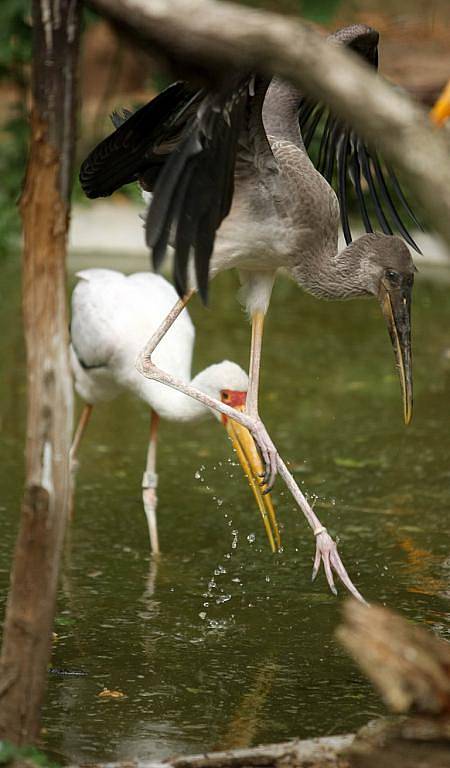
<box><xmin>378</xmin><ymin>272</ymin><xmax>413</xmax><ymax>425</ymax></box>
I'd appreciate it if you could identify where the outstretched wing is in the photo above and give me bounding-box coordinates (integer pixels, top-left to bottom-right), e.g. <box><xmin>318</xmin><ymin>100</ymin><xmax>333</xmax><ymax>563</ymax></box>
<box><xmin>79</xmin><ymin>75</ymin><xmax>273</xmax><ymax>303</ymax></box>
<box><xmin>79</xmin><ymin>81</ymin><xmax>203</xmax><ymax>199</ymax></box>
<box><xmin>298</xmin><ymin>24</ymin><xmax>422</xmax><ymax>252</ymax></box>
<box><xmin>145</xmin><ymin>75</ymin><xmax>273</xmax><ymax>302</ymax></box>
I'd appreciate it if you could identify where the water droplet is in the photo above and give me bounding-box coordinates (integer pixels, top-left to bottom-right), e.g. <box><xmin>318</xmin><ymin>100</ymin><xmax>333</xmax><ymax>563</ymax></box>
<box><xmin>265</xmin><ymin>575</ymin><xmax>271</xmax><ymax>582</ymax></box>
<box><xmin>199</xmin><ymin>612</ymin><xmax>207</xmax><ymax>620</ymax></box>
<box><xmin>231</xmin><ymin>529</ymin><xmax>239</xmax><ymax>549</ymax></box>
<box><xmin>194</xmin><ymin>471</ymin><xmax>201</xmax><ymax>480</ymax></box>
<box><xmin>214</xmin><ymin>565</ymin><xmax>227</xmax><ymax>576</ymax></box>
<box><xmin>217</xmin><ymin>498</ymin><xmax>223</xmax><ymax>507</ymax></box>
<box><xmin>232</xmin><ymin>577</ymin><xmax>241</xmax><ymax>583</ymax></box>
<box><xmin>247</xmin><ymin>533</ymin><xmax>256</xmax><ymax>544</ymax></box>
<box><xmin>216</xmin><ymin>594</ymin><xmax>231</xmax><ymax>605</ymax></box>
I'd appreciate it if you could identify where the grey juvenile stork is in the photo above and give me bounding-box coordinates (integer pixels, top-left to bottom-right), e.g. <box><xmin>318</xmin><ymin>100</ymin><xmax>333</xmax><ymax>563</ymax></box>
<box><xmin>80</xmin><ymin>24</ymin><xmax>418</xmax><ymax>599</ymax></box>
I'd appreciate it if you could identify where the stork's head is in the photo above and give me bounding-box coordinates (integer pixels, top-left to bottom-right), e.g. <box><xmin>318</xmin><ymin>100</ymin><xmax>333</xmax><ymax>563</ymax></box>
<box><xmin>193</xmin><ymin>361</ymin><xmax>281</xmax><ymax>552</ymax></box>
<box><xmin>355</xmin><ymin>233</ymin><xmax>415</xmax><ymax>425</ymax></box>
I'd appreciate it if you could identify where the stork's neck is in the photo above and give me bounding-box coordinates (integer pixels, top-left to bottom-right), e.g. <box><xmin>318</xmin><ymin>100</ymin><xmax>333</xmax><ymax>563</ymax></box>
<box><xmin>262</xmin><ymin>78</ymin><xmax>304</xmax><ymax>147</ymax></box>
<box><xmin>134</xmin><ymin>373</ymin><xmax>210</xmax><ymax>423</ymax></box>
<box><xmin>290</xmin><ymin>238</ymin><xmax>372</xmax><ymax>300</ymax></box>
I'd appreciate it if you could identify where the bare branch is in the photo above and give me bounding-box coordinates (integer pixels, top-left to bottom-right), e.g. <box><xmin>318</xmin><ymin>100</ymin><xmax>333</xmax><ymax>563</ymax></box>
<box><xmin>87</xmin><ymin>0</ymin><xmax>450</xmax><ymax>248</ymax></box>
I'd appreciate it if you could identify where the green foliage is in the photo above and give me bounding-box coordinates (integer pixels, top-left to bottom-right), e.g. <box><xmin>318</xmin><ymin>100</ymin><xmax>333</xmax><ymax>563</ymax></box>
<box><xmin>0</xmin><ymin>0</ymin><xmax>31</xmax><ymax>87</ymax></box>
<box><xmin>0</xmin><ymin>741</ymin><xmax>59</xmax><ymax>768</ymax></box>
<box><xmin>0</xmin><ymin>111</ymin><xmax>28</xmax><ymax>253</ymax></box>
<box><xmin>0</xmin><ymin>1</ymin><xmax>31</xmax><ymax>253</ymax></box>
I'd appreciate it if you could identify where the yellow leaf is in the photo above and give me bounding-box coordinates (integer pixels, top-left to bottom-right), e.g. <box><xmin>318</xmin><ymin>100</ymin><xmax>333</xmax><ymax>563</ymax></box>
<box><xmin>98</xmin><ymin>687</ymin><xmax>125</xmax><ymax>699</ymax></box>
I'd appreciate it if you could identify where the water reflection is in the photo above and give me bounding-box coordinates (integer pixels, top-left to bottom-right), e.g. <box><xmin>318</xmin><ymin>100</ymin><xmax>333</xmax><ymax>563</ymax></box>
<box><xmin>0</xmin><ymin>253</ymin><xmax>449</xmax><ymax>763</ymax></box>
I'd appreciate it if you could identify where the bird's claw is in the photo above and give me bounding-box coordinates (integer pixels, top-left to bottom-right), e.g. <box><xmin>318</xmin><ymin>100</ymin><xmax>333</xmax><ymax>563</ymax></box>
<box><xmin>250</xmin><ymin>419</ymin><xmax>278</xmax><ymax>491</ymax></box>
<box><xmin>312</xmin><ymin>529</ymin><xmax>367</xmax><ymax>604</ymax></box>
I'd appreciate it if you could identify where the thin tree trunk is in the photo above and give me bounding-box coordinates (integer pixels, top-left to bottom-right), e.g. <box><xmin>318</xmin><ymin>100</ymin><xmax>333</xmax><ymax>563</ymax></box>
<box><xmin>0</xmin><ymin>0</ymin><xmax>80</xmax><ymax>746</ymax></box>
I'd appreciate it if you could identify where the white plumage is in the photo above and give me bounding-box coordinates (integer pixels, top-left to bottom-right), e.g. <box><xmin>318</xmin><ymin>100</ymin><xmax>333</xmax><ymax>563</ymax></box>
<box><xmin>70</xmin><ymin>268</ymin><xmax>254</xmax><ymax>554</ymax></box>
<box><xmin>70</xmin><ymin>269</ymin><xmax>248</xmax><ymax>422</ymax></box>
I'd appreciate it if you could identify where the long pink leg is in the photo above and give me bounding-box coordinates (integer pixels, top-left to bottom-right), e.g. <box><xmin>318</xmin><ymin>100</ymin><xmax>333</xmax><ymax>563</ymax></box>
<box><xmin>69</xmin><ymin>403</ymin><xmax>94</xmax><ymax>519</ymax></box>
<box><xmin>70</xmin><ymin>403</ymin><xmax>93</xmax><ymax>464</ymax></box>
<box><xmin>142</xmin><ymin>411</ymin><xmax>160</xmax><ymax>554</ymax></box>
<box><xmin>136</xmin><ymin>298</ymin><xmax>366</xmax><ymax>602</ymax></box>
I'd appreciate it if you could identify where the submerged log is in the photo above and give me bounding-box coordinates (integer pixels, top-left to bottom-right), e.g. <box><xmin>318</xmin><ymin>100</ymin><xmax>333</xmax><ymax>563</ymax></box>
<box><xmin>65</xmin><ymin>735</ymin><xmax>354</xmax><ymax>768</ymax></box>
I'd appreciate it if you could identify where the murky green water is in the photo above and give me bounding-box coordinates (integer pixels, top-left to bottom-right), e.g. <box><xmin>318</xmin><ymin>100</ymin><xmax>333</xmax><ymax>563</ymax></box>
<box><xmin>1</xmin><ymin>251</ymin><xmax>449</xmax><ymax>764</ymax></box>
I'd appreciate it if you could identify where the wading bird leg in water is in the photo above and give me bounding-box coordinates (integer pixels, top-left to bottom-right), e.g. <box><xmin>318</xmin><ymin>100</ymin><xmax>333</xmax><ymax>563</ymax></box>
<box><xmin>68</xmin><ymin>403</ymin><xmax>94</xmax><ymax>519</ymax></box>
<box><xmin>142</xmin><ymin>411</ymin><xmax>160</xmax><ymax>555</ymax></box>
<box><xmin>275</xmin><ymin>457</ymin><xmax>366</xmax><ymax>603</ymax></box>
<box><xmin>245</xmin><ymin>310</ymin><xmax>278</xmax><ymax>489</ymax></box>
<box><xmin>247</xmin><ymin>311</ymin><xmax>264</xmax><ymax>419</ymax></box>
<box><xmin>136</xmin><ymin>307</ymin><xmax>366</xmax><ymax>602</ymax></box>
<box><xmin>70</xmin><ymin>403</ymin><xmax>94</xmax><ymax>467</ymax></box>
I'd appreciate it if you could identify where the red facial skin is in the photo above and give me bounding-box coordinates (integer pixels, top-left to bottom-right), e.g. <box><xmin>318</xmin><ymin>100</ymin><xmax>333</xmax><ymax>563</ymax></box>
<box><xmin>220</xmin><ymin>390</ymin><xmax>247</xmax><ymax>424</ymax></box>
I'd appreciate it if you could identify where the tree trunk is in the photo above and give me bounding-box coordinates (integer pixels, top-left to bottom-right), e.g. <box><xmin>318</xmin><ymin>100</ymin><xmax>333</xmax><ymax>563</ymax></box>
<box><xmin>0</xmin><ymin>0</ymin><xmax>81</xmax><ymax>746</ymax></box>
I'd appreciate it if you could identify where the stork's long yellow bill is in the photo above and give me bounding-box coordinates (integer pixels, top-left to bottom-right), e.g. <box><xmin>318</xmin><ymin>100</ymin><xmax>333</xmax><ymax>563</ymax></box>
<box><xmin>224</xmin><ymin>408</ymin><xmax>281</xmax><ymax>553</ymax></box>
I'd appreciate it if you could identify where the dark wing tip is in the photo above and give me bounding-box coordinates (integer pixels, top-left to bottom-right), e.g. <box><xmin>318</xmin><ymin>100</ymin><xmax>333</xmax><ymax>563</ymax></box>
<box><xmin>300</xmin><ymin>26</ymin><xmax>421</xmax><ymax>254</ymax></box>
<box><xmin>146</xmin><ymin>77</ymin><xmax>249</xmax><ymax>303</ymax></box>
<box><xmin>110</xmin><ymin>108</ymin><xmax>133</xmax><ymax>129</ymax></box>
<box><xmin>79</xmin><ymin>81</ymin><xmax>196</xmax><ymax>200</ymax></box>
<box><xmin>330</xmin><ymin>25</ymin><xmax>379</xmax><ymax>68</ymax></box>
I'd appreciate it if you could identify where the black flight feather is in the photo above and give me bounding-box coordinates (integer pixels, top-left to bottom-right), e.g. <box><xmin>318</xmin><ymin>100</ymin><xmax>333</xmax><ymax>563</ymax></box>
<box><xmin>349</xmin><ymin>136</ymin><xmax>373</xmax><ymax>233</ymax></box>
<box><xmin>146</xmin><ymin>77</ymin><xmax>249</xmax><ymax>301</ymax></box>
<box><xmin>79</xmin><ymin>82</ymin><xmax>200</xmax><ymax>199</ymax></box>
<box><xmin>338</xmin><ymin>132</ymin><xmax>352</xmax><ymax>244</ymax></box>
<box><xmin>357</xmin><ymin>140</ymin><xmax>393</xmax><ymax>236</ymax></box>
<box><xmin>298</xmin><ymin>23</ymin><xmax>422</xmax><ymax>253</ymax></box>
<box><xmin>387</xmin><ymin>166</ymin><xmax>424</xmax><ymax>231</ymax></box>
<box><xmin>371</xmin><ymin>153</ymin><xmax>422</xmax><ymax>252</ymax></box>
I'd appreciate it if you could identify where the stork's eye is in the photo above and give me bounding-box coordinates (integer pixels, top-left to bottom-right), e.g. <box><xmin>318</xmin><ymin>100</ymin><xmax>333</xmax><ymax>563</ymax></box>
<box><xmin>221</xmin><ymin>391</ymin><xmax>230</xmax><ymax>402</ymax></box>
<box><xmin>385</xmin><ymin>269</ymin><xmax>400</xmax><ymax>284</ymax></box>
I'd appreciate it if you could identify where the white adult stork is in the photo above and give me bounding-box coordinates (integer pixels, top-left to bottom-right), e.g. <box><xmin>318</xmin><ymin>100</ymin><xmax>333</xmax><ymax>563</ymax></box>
<box><xmin>70</xmin><ymin>269</ymin><xmax>280</xmax><ymax>554</ymax></box>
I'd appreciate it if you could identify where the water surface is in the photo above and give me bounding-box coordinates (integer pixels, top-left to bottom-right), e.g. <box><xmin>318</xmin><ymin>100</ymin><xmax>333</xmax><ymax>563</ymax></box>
<box><xmin>0</xmin><ymin>252</ymin><xmax>449</xmax><ymax>763</ymax></box>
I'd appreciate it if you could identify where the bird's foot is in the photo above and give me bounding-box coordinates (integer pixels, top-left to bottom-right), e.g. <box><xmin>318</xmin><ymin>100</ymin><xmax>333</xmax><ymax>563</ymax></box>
<box><xmin>250</xmin><ymin>418</ymin><xmax>278</xmax><ymax>492</ymax></box>
<box><xmin>312</xmin><ymin>527</ymin><xmax>367</xmax><ymax>604</ymax></box>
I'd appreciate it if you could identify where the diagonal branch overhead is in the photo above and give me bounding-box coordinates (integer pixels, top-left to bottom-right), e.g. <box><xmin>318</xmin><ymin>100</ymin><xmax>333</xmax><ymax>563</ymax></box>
<box><xmin>87</xmin><ymin>0</ymin><xmax>450</xmax><ymax>247</ymax></box>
